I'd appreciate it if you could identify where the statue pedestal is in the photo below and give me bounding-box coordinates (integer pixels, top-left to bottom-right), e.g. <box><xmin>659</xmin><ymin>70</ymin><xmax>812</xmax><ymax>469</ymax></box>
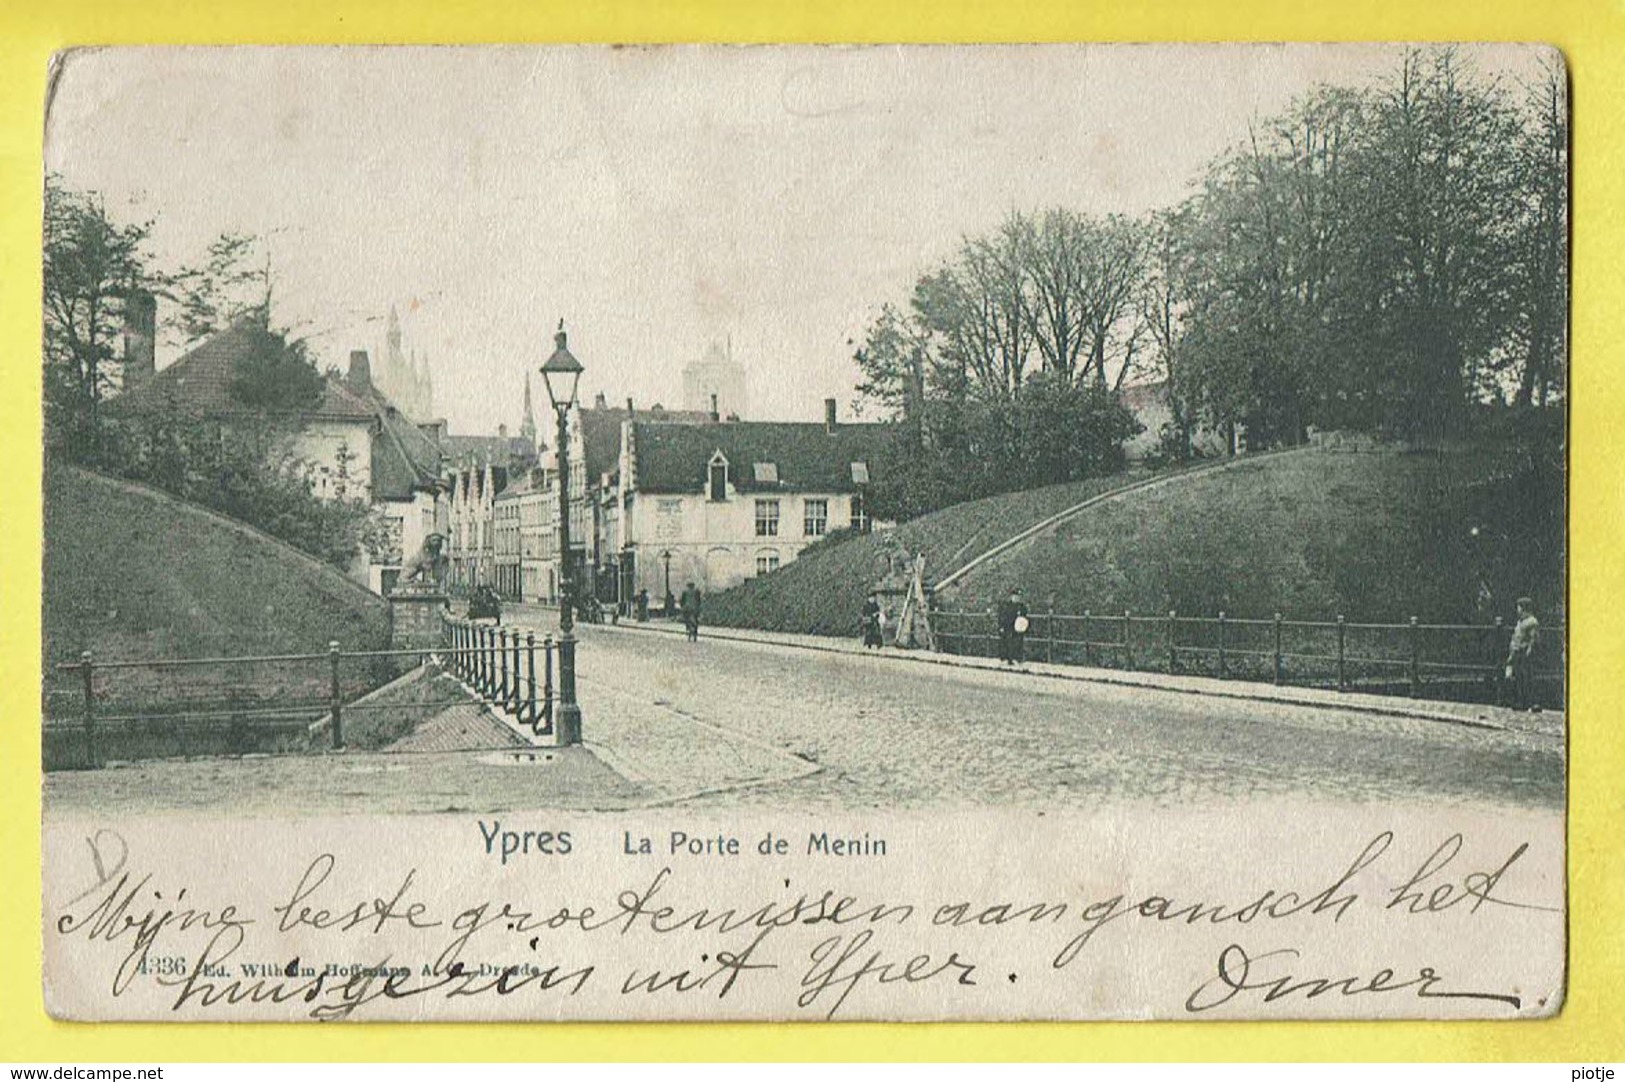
<box><xmin>388</xmin><ymin>591</ymin><xmax>449</xmax><ymax>652</ymax></box>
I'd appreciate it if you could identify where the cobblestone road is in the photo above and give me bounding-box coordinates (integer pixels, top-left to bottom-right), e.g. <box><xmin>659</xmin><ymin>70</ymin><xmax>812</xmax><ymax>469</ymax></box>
<box><xmin>547</xmin><ymin>621</ymin><xmax>1564</xmax><ymax>813</ymax></box>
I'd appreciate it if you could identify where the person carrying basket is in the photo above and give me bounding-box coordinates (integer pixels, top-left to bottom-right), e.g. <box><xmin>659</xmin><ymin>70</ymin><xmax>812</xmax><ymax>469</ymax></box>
<box><xmin>997</xmin><ymin>587</ymin><xmax>1030</xmax><ymax>667</ymax></box>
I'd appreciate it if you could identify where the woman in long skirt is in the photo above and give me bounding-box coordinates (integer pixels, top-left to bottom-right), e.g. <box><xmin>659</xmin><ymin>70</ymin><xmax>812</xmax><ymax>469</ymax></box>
<box><xmin>861</xmin><ymin>592</ymin><xmax>885</xmax><ymax>649</ymax></box>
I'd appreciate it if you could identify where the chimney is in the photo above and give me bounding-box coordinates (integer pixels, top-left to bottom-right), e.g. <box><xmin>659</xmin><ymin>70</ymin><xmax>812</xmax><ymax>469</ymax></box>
<box><xmin>824</xmin><ymin>397</ymin><xmax>838</xmax><ymax>434</ymax></box>
<box><xmin>347</xmin><ymin>350</ymin><xmax>373</xmax><ymax>390</ymax></box>
<box><xmin>710</xmin><ymin>393</ymin><xmax>720</xmax><ymax>423</ymax></box>
<box><xmin>626</xmin><ymin>396</ymin><xmax>635</xmax><ymax>417</ymax></box>
<box><xmin>594</xmin><ymin>391</ymin><xmax>608</xmax><ymax>410</ymax></box>
<box><xmin>498</xmin><ymin>423</ymin><xmax>509</xmax><ymax>440</ymax></box>
<box><xmin>121</xmin><ymin>289</ymin><xmax>157</xmax><ymax>393</ymax></box>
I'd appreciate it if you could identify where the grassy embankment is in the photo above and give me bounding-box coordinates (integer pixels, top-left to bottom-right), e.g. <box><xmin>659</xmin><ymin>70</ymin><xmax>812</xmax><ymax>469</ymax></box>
<box><xmin>43</xmin><ymin>464</ymin><xmax>395</xmax><ymax>765</ymax></box>
<box><xmin>704</xmin><ymin>444</ymin><xmax>1562</xmax><ymax>702</ymax></box>
<box><xmin>703</xmin><ymin>465</ymin><xmax>1188</xmax><ymax>637</ymax></box>
<box><xmin>946</xmin><ymin>444</ymin><xmax>1563</xmax><ymax>622</ymax></box>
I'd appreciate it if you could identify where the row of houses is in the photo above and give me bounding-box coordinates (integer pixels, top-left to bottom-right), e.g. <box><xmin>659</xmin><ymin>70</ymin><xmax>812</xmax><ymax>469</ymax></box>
<box><xmin>113</xmin><ymin>313</ymin><xmax>895</xmax><ymax>605</ymax></box>
<box><xmin>446</xmin><ymin>393</ymin><xmax>895</xmax><ymax>609</ymax></box>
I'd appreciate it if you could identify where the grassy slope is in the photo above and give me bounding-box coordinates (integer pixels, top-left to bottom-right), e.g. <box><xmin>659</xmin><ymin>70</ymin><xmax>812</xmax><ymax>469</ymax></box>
<box><xmin>44</xmin><ymin>463</ymin><xmax>390</xmax><ymax>665</ymax></box>
<box><xmin>704</xmin><ymin>466</ymin><xmax>1180</xmax><ymax>636</ymax></box>
<box><xmin>947</xmin><ymin>446</ymin><xmax>1565</xmax><ymax>624</ymax></box>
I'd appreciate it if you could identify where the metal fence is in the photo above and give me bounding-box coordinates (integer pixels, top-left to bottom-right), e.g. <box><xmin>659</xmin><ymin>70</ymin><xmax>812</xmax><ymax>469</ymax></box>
<box><xmin>44</xmin><ymin>615</ymin><xmax>560</xmax><ymax>771</ymax></box>
<box><xmin>440</xmin><ymin>616</ymin><xmax>556</xmax><ymax>737</ymax></box>
<box><xmin>932</xmin><ymin>607</ymin><xmax>1565</xmax><ymax>708</ymax></box>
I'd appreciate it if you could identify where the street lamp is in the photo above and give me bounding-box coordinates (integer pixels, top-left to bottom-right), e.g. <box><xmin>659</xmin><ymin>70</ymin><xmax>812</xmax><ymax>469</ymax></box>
<box><xmin>661</xmin><ymin>549</ymin><xmax>675</xmax><ymax>615</ymax></box>
<box><xmin>540</xmin><ymin>320</ymin><xmax>584</xmax><ymax>744</ymax></box>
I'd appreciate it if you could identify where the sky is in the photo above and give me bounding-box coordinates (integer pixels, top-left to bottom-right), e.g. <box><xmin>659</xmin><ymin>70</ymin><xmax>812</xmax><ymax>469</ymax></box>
<box><xmin>44</xmin><ymin>43</ymin><xmax>1553</xmax><ymax>433</ymax></box>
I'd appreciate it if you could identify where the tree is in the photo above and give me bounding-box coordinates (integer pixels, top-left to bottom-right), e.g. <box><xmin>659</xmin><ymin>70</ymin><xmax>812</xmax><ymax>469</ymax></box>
<box><xmin>1509</xmin><ymin>56</ymin><xmax>1567</xmax><ymax>409</ymax></box>
<box><xmin>227</xmin><ymin>325</ymin><xmax>325</xmax><ymax>414</ymax></box>
<box><xmin>42</xmin><ymin>175</ymin><xmax>154</xmax><ymax>456</ymax></box>
<box><xmin>171</xmin><ymin>231</ymin><xmax>270</xmax><ymax>348</ymax></box>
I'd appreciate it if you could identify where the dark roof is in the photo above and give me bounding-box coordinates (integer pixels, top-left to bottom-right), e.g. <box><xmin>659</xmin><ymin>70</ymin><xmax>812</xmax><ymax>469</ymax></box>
<box><xmin>110</xmin><ymin>321</ymin><xmax>440</xmax><ymax>500</ymax></box>
<box><xmin>578</xmin><ymin>405</ymin><xmax>711</xmax><ymax>483</ymax></box>
<box><xmin>111</xmin><ymin>320</ymin><xmax>374</xmax><ymax>422</ymax></box>
<box><xmin>439</xmin><ymin>434</ymin><xmax>536</xmax><ymax>470</ymax></box>
<box><xmin>631</xmin><ymin>420</ymin><xmax>897</xmax><ymax>495</ymax></box>
<box><xmin>371</xmin><ymin>399</ymin><xmax>444</xmax><ymax>500</ymax></box>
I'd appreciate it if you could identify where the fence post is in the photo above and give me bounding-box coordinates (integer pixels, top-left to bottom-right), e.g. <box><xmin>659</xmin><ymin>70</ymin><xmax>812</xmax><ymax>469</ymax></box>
<box><xmin>79</xmin><ymin>650</ymin><xmax>98</xmax><ymax>769</ymax></box>
<box><xmin>1083</xmin><ymin>610</ymin><xmax>1093</xmax><ymax>665</ymax></box>
<box><xmin>511</xmin><ymin>630</ymin><xmax>523</xmax><ymax>715</ymax></box>
<box><xmin>1046</xmin><ymin>605</ymin><xmax>1055</xmax><ymax>664</ymax></box>
<box><xmin>1336</xmin><ymin>614</ymin><xmax>1347</xmax><ymax>689</ymax></box>
<box><xmin>543</xmin><ymin>635</ymin><xmax>556</xmax><ymax>727</ymax></box>
<box><xmin>1409</xmin><ymin>616</ymin><xmax>1421</xmax><ymax>698</ymax></box>
<box><xmin>1167</xmin><ymin>610</ymin><xmax>1178</xmax><ymax>674</ymax></box>
<box><xmin>1217</xmin><ymin>612</ymin><xmax>1227</xmax><ymax>678</ymax></box>
<box><xmin>480</xmin><ymin>625</ymin><xmax>491</xmax><ymax>697</ymax></box>
<box><xmin>526</xmin><ymin>633</ymin><xmax>538</xmax><ymax>730</ymax></box>
<box><xmin>1272</xmin><ymin>613</ymin><xmax>1284</xmax><ymax>685</ymax></box>
<box><xmin>328</xmin><ymin>640</ymin><xmax>344</xmax><ymax>750</ymax></box>
<box><xmin>499</xmin><ymin>627</ymin><xmax>510</xmax><ymax>707</ymax></box>
<box><xmin>985</xmin><ymin>605</ymin><xmax>995</xmax><ymax>660</ymax></box>
<box><xmin>1123</xmin><ymin>609</ymin><xmax>1132</xmax><ymax>666</ymax></box>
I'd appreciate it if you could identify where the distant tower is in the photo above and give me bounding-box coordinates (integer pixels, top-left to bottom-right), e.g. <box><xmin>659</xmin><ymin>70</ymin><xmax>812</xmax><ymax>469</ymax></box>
<box><xmin>520</xmin><ymin>372</ymin><xmax>538</xmax><ymax>450</ymax></box>
<box><xmin>681</xmin><ymin>337</ymin><xmax>749</xmax><ymax>418</ymax></box>
<box><xmin>417</xmin><ymin>349</ymin><xmax>434</xmax><ymax>419</ymax></box>
<box><xmin>386</xmin><ymin>305</ymin><xmax>403</xmax><ymax>363</ymax></box>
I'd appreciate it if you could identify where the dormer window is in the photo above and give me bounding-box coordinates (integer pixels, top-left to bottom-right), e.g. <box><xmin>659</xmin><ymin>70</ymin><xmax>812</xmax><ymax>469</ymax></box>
<box><xmin>708</xmin><ymin>450</ymin><xmax>730</xmax><ymax>501</ymax></box>
<box><xmin>851</xmin><ymin>461</ymin><xmax>870</xmax><ymax>485</ymax></box>
<box><xmin>752</xmin><ymin>462</ymin><xmax>779</xmax><ymax>484</ymax></box>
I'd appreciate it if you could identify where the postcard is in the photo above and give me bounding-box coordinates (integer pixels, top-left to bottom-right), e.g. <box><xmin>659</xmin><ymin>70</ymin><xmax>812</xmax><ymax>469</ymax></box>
<box><xmin>39</xmin><ymin>42</ymin><xmax>1567</xmax><ymax>1022</ymax></box>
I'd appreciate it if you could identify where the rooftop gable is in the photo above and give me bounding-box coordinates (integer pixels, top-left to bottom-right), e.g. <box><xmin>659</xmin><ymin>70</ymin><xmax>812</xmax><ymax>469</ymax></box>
<box><xmin>631</xmin><ymin>419</ymin><xmax>896</xmax><ymax>496</ymax></box>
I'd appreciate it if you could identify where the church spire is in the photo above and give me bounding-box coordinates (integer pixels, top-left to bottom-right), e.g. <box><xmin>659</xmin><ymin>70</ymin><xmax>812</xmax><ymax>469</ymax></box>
<box><xmin>520</xmin><ymin>371</ymin><xmax>538</xmax><ymax>450</ymax></box>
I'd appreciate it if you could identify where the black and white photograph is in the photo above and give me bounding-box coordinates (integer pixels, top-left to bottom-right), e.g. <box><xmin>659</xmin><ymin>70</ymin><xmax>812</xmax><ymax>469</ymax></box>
<box><xmin>38</xmin><ymin>43</ymin><xmax>1567</xmax><ymax>1023</ymax></box>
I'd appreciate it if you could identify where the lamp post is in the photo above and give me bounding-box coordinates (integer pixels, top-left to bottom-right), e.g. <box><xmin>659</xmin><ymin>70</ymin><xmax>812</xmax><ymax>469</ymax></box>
<box><xmin>661</xmin><ymin>549</ymin><xmax>674</xmax><ymax>615</ymax></box>
<box><xmin>540</xmin><ymin>321</ymin><xmax>584</xmax><ymax>744</ymax></box>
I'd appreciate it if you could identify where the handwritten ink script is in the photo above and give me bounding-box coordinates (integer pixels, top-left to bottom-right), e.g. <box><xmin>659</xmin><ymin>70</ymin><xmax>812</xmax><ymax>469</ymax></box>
<box><xmin>41</xmin><ymin>810</ymin><xmax>1564</xmax><ymax>1022</ymax></box>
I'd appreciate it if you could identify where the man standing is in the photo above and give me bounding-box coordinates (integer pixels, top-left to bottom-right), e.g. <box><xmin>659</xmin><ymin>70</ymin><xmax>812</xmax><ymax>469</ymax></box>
<box><xmin>861</xmin><ymin>592</ymin><xmax>884</xmax><ymax>649</ymax></box>
<box><xmin>680</xmin><ymin>581</ymin><xmax>703</xmax><ymax>643</ymax></box>
<box><xmin>1505</xmin><ymin>596</ymin><xmax>1541</xmax><ymax>711</ymax></box>
<box><xmin>997</xmin><ymin>587</ymin><xmax>1029</xmax><ymax>667</ymax></box>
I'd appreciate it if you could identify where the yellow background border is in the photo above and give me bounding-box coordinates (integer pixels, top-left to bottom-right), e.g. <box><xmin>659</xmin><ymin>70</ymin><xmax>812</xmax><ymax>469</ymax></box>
<box><xmin>3</xmin><ymin>0</ymin><xmax>1620</xmax><ymax>1063</ymax></box>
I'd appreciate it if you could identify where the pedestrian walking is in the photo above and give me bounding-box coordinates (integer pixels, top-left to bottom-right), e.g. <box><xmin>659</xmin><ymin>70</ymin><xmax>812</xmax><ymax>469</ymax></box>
<box><xmin>680</xmin><ymin>581</ymin><xmax>703</xmax><ymax>643</ymax></box>
<box><xmin>636</xmin><ymin>588</ymin><xmax>650</xmax><ymax>622</ymax></box>
<box><xmin>997</xmin><ymin>587</ymin><xmax>1029</xmax><ymax>667</ymax></box>
<box><xmin>861</xmin><ymin>591</ymin><xmax>884</xmax><ymax>649</ymax></box>
<box><xmin>1505</xmin><ymin>596</ymin><xmax>1541</xmax><ymax>711</ymax></box>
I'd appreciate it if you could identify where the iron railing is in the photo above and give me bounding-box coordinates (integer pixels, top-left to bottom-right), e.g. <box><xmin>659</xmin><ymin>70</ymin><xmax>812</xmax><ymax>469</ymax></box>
<box><xmin>440</xmin><ymin>616</ymin><xmax>555</xmax><ymax>737</ymax></box>
<box><xmin>45</xmin><ymin>614</ymin><xmax>560</xmax><ymax>770</ymax></box>
<box><xmin>931</xmin><ymin>607</ymin><xmax>1565</xmax><ymax>707</ymax></box>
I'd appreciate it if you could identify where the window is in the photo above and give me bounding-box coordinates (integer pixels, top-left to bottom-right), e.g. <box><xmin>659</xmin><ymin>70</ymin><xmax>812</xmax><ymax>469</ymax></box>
<box><xmin>756</xmin><ymin>551</ymin><xmax>781</xmax><ymax>576</ymax></box>
<box><xmin>804</xmin><ymin>498</ymin><xmax>828</xmax><ymax>537</ymax></box>
<box><xmin>708</xmin><ymin>452</ymin><xmax>729</xmax><ymax>501</ymax></box>
<box><xmin>850</xmin><ymin>461</ymin><xmax>870</xmax><ymax>485</ymax></box>
<box><xmin>851</xmin><ymin>492</ymin><xmax>871</xmax><ymax>535</ymax></box>
<box><xmin>754</xmin><ymin>499</ymin><xmax>780</xmax><ymax>537</ymax></box>
<box><xmin>752</xmin><ymin>462</ymin><xmax>779</xmax><ymax>484</ymax></box>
